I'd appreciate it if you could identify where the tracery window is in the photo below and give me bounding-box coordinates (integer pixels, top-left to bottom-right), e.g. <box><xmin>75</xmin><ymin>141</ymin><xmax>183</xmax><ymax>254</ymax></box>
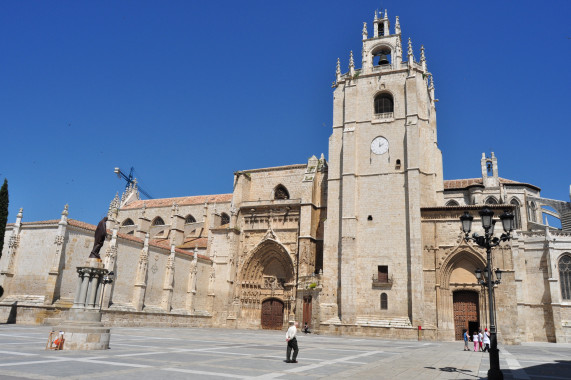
<box><xmin>510</xmin><ymin>198</ymin><xmax>521</xmax><ymax>229</ymax></box>
<box><xmin>152</xmin><ymin>217</ymin><xmax>165</xmax><ymax>226</ymax></box>
<box><xmin>374</xmin><ymin>93</ymin><xmax>394</xmax><ymax>114</ymax></box>
<box><xmin>485</xmin><ymin>197</ymin><xmax>498</xmax><ymax>205</ymax></box>
<box><xmin>380</xmin><ymin>293</ymin><xmax>388</xmax><ymax>310</ymax></box>
<box><xmin>185</xmin><ymin>214</ymin><xmax>196</xmax><ymax>224</ymax></box>
<box><xmin>559</xmin><ymin>254</ymin><xmax>571</xmax><ymax>300</ymax></box>
<box><xmin>446</xmin><ymin>200</ymin><xmax>459</xmax><ymax>206</ymax></box>
<box><xmin>122</xmin><ymin>218</ymin><xmax>134</xmax><ymax>226</ymax></box>
<box><xmin>220</xmin><ymin>213</ymin><xmax>230</xmax><ymax>226</ymax></box>
<box><xmin>274</xmin><ymin>185</ymin><xmax>290</xmax><ymax>200</ymax></box>
<box><xmin>528</xmin><ymin>201</ymin><xmax>537</xmax><ymax>223</ymax></box>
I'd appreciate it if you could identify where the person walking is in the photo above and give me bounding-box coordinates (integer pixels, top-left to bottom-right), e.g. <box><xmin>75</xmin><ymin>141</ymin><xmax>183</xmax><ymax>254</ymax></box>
<box><xmin>472</xmin><ymin>331</ymin><xmax>479</xmax><ymax>352</ymax></box>
<box><xmin>478</xmin><ymin>330</ymin><xmax>484</xmax><ymax>352</ymax></box>
<box><xmin>482</xmin><ymin>328</ymin><xmax>491</xmax><ymax>352</ymax></box>
<box><xmin>285</xmin><ymin>321</ymin><xmax>299</xmax><ymax>363</ymax></box>
<box><xmin>462</xmin><ymin>329</ymin><xmax>469</xmax><ymax>351</ymax></box>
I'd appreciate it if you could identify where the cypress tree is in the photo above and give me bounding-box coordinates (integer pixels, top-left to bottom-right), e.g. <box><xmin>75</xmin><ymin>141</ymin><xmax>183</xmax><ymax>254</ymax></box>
<box><xmin>0</xmin><ymin>178</ymin><xmax>8</xmax><ymax>259</ymax></box>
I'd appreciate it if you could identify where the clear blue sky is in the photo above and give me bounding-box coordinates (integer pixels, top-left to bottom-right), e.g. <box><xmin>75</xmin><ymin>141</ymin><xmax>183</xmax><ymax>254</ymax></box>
<box><xmin>1</xmin><ymin>0</ymin><xmax>569</xmax><ymax>226</ymax></box>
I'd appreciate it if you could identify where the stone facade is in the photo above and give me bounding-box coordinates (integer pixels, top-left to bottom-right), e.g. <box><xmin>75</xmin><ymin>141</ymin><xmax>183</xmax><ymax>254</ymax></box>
<box><xmin>1</xmin><ymin>9</ymin><xmax>570</xmax><ymax>344</ymax></box>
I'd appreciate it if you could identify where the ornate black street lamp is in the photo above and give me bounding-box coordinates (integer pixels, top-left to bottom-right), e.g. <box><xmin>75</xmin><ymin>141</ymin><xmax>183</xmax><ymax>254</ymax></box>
<box><xmin>460</xmin><ymin>208</ymin><xmax>514</xmax><ymax>380</ymax></box>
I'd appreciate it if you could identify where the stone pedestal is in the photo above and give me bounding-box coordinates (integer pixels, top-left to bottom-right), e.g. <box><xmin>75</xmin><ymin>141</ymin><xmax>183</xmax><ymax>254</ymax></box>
<box><xmin>57</xmin><ymin>259</ymin><xmax>111</xmax><ymax>350</ymax></box>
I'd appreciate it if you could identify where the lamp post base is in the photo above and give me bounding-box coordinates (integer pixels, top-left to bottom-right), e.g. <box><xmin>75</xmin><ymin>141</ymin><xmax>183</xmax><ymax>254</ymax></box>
<box><xmin>487</xmin><ymin>368</ymin><xmax>504</xmax><ymax>380</ymax></box>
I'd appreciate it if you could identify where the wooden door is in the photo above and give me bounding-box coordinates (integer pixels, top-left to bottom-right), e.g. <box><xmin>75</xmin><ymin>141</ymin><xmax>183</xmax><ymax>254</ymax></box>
<box><xmin>453</xmin><ymin>291</ymin><xmax>479</xmax><ymax>340</ymax></box>
<box><xmin>261</xmin><ymin>298</ymin><xmax>284</xmax><ymax>330</ymax></box>
<box><xmin>303</xmin><ymin>296</ymin><xmax>312</xmax><ymax>327</ymax></box>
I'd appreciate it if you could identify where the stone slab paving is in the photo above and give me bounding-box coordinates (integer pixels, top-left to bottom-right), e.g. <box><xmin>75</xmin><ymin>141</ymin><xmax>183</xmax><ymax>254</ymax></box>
<box><xmin>0</xmin><ymin>325</ymin><xmax>569</xmax><ymax>379</ymax></box>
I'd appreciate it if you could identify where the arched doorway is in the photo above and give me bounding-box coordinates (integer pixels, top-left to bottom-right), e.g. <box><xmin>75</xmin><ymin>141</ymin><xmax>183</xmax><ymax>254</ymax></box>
<box><xmin>453</xmin><ymin>291</ymin><xmax>479</xmax><ymax>340</ymax></box>
<box><xmin>261</xmin><ymin>298</ymin><xmax>284</xmax><ymax>330</ymax></box>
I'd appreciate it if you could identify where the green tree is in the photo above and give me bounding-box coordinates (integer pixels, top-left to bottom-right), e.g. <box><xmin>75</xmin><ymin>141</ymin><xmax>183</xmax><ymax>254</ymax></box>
<box><xmin>0</xmin><ymin>178</ymin><xmax>8</xmax><ymax>259</ymax></box>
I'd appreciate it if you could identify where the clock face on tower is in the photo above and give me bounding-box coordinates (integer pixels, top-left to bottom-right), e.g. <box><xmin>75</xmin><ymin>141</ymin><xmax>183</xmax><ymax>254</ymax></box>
<box><xmin>371</xmin><ymin>136</ymin><xmax>389</xmax><ymax>155</ymax></box>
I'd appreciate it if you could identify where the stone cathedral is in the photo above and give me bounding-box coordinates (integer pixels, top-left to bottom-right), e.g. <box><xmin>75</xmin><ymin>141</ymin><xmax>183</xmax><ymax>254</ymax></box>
<box><xmin>1</xmin><ymin>10</ymin><xmax>570</xmax><ymax>344</ymax></box>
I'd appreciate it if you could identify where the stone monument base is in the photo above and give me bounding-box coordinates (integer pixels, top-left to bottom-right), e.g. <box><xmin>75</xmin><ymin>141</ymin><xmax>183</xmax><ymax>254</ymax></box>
<box><xmin>56</xmin><ymin>309</ymin><xmax>110</xmax><ymax>350</ymax></box>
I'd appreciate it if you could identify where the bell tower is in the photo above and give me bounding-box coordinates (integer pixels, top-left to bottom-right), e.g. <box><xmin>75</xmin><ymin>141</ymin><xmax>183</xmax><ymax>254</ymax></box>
<box><xmin>320</xmin><ymin>10</ymin><xmax>444</xmax><ymax>327</ymax></box>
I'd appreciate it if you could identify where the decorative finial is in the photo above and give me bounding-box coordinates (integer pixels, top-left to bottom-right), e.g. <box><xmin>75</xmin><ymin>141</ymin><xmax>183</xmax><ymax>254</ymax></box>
<box><xmin>429</xmin><ymin>74</ymin><xmax>435</xmax><ymax>89</ymax></box>
<box><xmin>408</xmin><ymin>37</ymin><xmax>413</xmax><ymax>58</ymax></box>
<box><xmin>374</xmin><ymin>10</ymin><xmax>378</xmax><ymax>21</ymax></box>
<box><xmin>17</xmin><ymin>207</ymin><xmax>23</xmax><ymax>218</ymax></box>
<box><xmin>336</xmin><ymin>58</ymin><xmax>340</xmax><ymax>75</ymax></box>
<box><xmin>395</xmin><ymin>16</ymin><xmax>401</xmax><ymax>34</ymax></box>
<box><xmin>349</xmin><ymin>51</ymin><xmax>354</xmax><ymax>67</ymax></box>
<box><xmin>420</xmin><ymin>45</ymin><xmax>426</xmax><ymax>62</ymax></box>
<box><xmin>384</xmin><ymin>9</ymin><xmax>388</xmax><ymax>19</ymax></box>
<box><xmin>62</xmin><ymin>204</ymin><xmax>69</xmax><ymax>216</ymax></box>
<box><xmin>362</xmin><ymin>22</ymin><xmax>368</xmax><ymax>39</ymax></box>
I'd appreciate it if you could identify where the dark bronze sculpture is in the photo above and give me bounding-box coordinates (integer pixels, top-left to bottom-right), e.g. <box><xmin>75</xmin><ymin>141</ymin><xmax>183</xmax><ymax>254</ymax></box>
<box><xmin>89</xmin><ymin>217</ymin><xmax>108</xmax><ymax>259</ymax></box>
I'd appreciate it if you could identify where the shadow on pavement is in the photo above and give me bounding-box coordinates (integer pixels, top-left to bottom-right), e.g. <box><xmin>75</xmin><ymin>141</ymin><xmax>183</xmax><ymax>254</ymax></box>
<box><xmin>502</xmin><ymin>360</ymin><xmax>571</xmax><ymax>379</ymax></box>
<box><xmin>424</xmin><ymin>366</ymin><xmax>479</xmax><ymax>378</ymax></box>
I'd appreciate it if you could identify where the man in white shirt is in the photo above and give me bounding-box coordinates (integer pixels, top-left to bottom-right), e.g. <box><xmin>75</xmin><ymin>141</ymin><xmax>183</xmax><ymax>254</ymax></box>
<box><xmin>285</xmin><ymin>321</ymin><xmax>299</xmax><ymax>363</ymax></box>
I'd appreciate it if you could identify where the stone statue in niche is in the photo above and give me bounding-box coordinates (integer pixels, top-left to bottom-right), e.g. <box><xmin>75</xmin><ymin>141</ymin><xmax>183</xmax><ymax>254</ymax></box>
<box><xmin>89</xmin><ymin>217</ymin><xmax>108</xmax><ymax>259</ymax></box>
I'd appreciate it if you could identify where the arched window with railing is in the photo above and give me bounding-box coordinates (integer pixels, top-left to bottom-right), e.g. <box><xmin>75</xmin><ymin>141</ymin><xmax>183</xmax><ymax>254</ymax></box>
<box><xmin>185</xmin><ymin>214</ymin><xmax>196</xmax><ymax>224</ymax></box>
<box><xmin>274</xmin><ymin>185</ymin><xmax>290</xmax><ymax>200</ymax></box>
<box><xmin>374</xmin><ymin>93</ymin><xmax>394</xmax><ymax>116</ymax></box>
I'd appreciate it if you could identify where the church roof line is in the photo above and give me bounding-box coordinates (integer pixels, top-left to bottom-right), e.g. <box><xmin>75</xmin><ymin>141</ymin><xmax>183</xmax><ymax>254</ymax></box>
<box><xmin>444</xmin><ymin>177</ymin><xmax>540</xmax><ymax>191</ymax></box>
<box><xmin>236</xmin><ymin>163</ymin><xmax>308</xmax><ymax>174</ymax></box>
<box><xmin>121</xmin><ymin>193</ymin><xmax>233</xmax><ymax>210</ymax></box>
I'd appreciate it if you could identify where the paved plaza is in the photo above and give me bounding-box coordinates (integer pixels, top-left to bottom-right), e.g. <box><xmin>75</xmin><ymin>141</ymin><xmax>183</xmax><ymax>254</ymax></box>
<box><xmin>0</xmin><ymin>325</ymin><xmax>569</xmax><ymax>379</ymax></box>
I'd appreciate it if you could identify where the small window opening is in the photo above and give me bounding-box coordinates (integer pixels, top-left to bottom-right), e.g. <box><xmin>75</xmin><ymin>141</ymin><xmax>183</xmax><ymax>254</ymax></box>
<box><xmin>185</xmin><ymin>214</ymin><xmax>196</xmax><ymax>224</ymax></box>
<box><xmin>446</xmin><ymin>200</ymin><xmax>459</xmax><ymax>206</ymax></box>
<box><xmin>486</xmin><ymin>161</ymin><xmax>493</xmax><ymax>175</ymax></box>
<box><xmin>395</xmin><ymin>159</ymin><xmax>401</xmax><ymax>170</ymax></box>
<box><xmin>380</xmin><ymin>293</ymin><xmax>388</xmax><ymax>310</ymax></box>
<box><xmin>220</xmin><ymin>213</ymin><xmax>230</xmax><ymax>226</ymax></box>
<box><xmin>367</xmin><ymin>215</ymin><xmax>373</xmax><ymax>221</ymax></box>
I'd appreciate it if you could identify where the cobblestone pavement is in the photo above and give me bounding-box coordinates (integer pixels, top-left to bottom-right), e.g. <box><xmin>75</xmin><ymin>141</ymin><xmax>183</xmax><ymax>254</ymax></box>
<box><xmin>0</xmin><ymin>325</ymin><xmax>569</xmax><ymax>379</ymax></box>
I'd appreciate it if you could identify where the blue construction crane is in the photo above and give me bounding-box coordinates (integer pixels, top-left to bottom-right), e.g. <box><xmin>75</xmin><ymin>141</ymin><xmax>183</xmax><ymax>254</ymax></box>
<box><xmin>114</xmin><ymin>167</ymin><xmax>153</xmax><ymax>199</ymax></box>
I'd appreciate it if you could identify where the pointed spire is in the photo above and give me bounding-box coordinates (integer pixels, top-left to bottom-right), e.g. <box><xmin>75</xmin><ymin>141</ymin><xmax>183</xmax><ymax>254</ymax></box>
<box><xmin>59</xmin><ymin>204</ymin><xmax>69</xmax><ymax>226</ymax></box>
<box><xmin>384</xmin><ymin>9</ymin><xmax>388</xmax><ymax>19</ymax></box>
<box><xmin>17</xmin><ymin>207</ymin><xmax>23</xmax><ymax>219</ymax></box>
<box><xmin>374</xmin><ymin>10</ymin><xmax>378</xmax><ymax>21</ymax></box>
<box><xmin>336</xmin><ymin>57</ymin><xmax>341</xmax><ymax>82</ymax></box>
<box><xmin>362</xmin><ymin>22</ymin><xmax>368</xmax><ymax>40</ymax></box>
<box><xmin>420</xmin><ymin>45</ymin><xmax>427</xmax><ymax>72</ymax></box>
<box><xmin>407</xmin><ymin>38</ymin><xmax>413</xmax><ymax>56</ymax></box>
<box><xmin>349</xmin><ymin>51</ymin><xmax>355</xmax><ymax>77</ymax></box>
<box><xmin>395</xmin><ymin>16</ymin><xmax>401</xmax><ymax>34</ymax></box>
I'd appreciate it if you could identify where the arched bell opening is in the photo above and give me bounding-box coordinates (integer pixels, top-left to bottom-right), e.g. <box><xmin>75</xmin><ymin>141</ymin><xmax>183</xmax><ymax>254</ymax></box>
<box><xmin>372</xmin><ymin>45</ymin><xmax>392</xmax><ymax>66</ymax></box>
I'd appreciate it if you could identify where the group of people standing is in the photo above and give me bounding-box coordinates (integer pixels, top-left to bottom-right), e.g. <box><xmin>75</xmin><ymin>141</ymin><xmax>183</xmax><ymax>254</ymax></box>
<box><xmin>463</xmin><ymin>328</ymin><xmax>491</xmax><ymax>352</ymax></box>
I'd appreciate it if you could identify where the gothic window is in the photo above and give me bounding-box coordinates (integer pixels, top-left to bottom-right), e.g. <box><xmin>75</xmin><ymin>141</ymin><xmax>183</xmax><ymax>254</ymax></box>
<box><xmin>185</xmin><ymin>214</ymin><xmax>196</xmax><ymax>224</ymax></box>
<box><xmin>528</xmin><ymin>202</ymin><xmax>537</xmax><ymax>223</ymax></box>
<box><xmin>377</xmin><ymin>265</ymin><xmax>388</xmax><ymax>283</ymax></box>
<box><xmin>122</xmin><ymin>218</ymin><xmax>134</xmax><ymax>226</ymax></box>
<box><xmin>152</xmin><ymin>217</ymin><xmax>165</xmax><ymax>226</ymax></box>
<box><xmin>380</xmin><ymin>293</ymin><xmax>388</xmax><ymax>310</ymax></box>
<box><xmin>510</xmin><ymin>198</ymin><xmax>521</xmax><ymax>229</ymax></box>
<box><xmin>374</xmin><ymin>93</ymin><xmax>393</xmax><ymax>114</ymax></box>
<box><xmin>559</xmin><ymin>254</ymin><xmax>571</xmax><ymax>300</ymax></box>
<box><xmin>485</xmin><ymin>197</ymin><xmax>498</xmax><ymax>205</ymax></box>
<box><xmin>446</xmin><ymin>200</ymin><xmax>459</xmax><ymax>206</ymax></box>
<box><xmin>221</xmin><ymin>213</ymin><xmax>230</xmax><ymax>226</ymax></box>
<box><xmin>274</xmin><ymin>185</ymin><xmax>290</xmax><ymax>200</ymax></box>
